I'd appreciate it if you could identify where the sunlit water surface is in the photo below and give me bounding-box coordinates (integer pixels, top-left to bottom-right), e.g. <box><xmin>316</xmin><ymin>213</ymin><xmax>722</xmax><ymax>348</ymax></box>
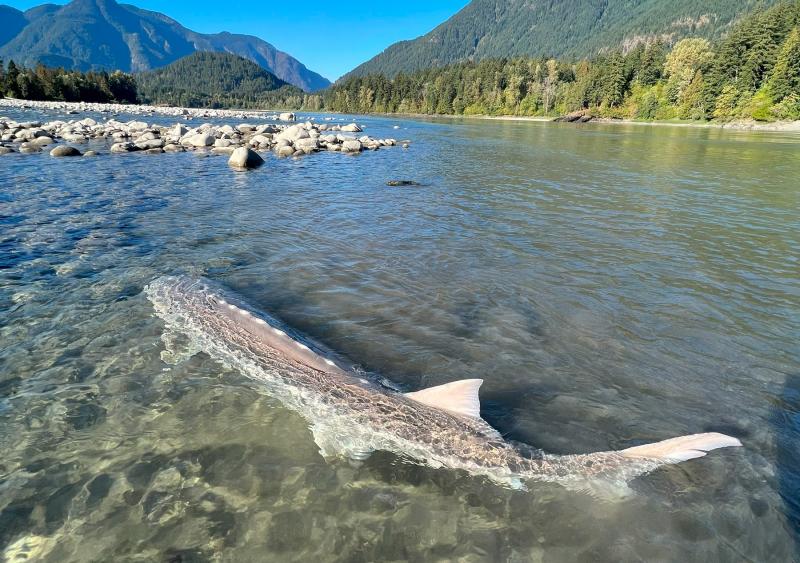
<box><xmin>1</xmin><ymin>108</ymin><xmax>799</xmax><ymax>562</ymax></box>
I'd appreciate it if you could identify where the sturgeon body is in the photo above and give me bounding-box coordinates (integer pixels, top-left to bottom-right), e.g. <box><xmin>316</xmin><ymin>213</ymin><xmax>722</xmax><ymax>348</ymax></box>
<box><xmin>145</xmin><ymin>276</ymin><xmax>741</xmax><ymax>487</ymax></box>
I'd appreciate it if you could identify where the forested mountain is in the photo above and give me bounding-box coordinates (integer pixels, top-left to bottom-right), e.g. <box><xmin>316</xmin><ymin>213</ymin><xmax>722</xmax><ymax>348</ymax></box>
<box><xmin>306</xmin><ymin>1</ymin><xmax>800</xmax><ymax>122</ymax></box>
<box><xmin>0</xmin><ymin>0</ymin><xmax>330</xmax><ymax>91</ymax></box>
<box><xmin>345</xmin><ymin>0</ymin><xmax>781</xmax><ymax>80</ymax></box>
<box><xmin>136</xmin><ymin>52</ymin><xmax>302</xmax><ymax>109</ymax></box>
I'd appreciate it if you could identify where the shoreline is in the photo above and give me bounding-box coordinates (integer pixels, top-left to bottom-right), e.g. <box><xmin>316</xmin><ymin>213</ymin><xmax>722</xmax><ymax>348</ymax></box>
<box><xmin>487</xmin><ymin>115</ymin><xmax>800</xmax><ymax>132</ymax></box>
<box><xmin>0</xmin><ymin>97</ymin><xmax>299</xmax><ymax>121</ymax></box>
<box><xmin>384</xmin><ymin>111</ymin><xmax>800</xmax><ymax>132</ymax></box>
<box><xmin>4</xmin><ymin>97</ymin><xmax>799</xmax><ymax>133</ymax></box>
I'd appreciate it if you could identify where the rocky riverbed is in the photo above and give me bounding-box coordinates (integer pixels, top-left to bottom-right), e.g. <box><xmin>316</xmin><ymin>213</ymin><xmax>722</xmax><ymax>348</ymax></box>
<box><xmin>0</xmin><ymin>97</ymin><xmax>298</xmax><ymax>121</ymax></box>
<box><xmin>0</xmin><ymin>98</ymin><xmax>409</xmax><ymax>164</ymax></box>
<box><xmin>0</xmin><ymin>116</ymin><xmax>406</xmax><ymax>160</ymax></box>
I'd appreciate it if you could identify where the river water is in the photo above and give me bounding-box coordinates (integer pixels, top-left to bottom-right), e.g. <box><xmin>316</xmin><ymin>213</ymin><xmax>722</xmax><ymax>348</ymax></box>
<box><xmin>1</xmin><ymin>109</ymin><xmax>798</xmax><ymax>562</ymax></box>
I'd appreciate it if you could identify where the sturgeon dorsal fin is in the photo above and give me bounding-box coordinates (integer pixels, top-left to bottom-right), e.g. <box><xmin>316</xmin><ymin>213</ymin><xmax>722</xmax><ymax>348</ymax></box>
<box><xmin>405</xmin><ymin>379</ymin><xmax>483</xmax><ymax>418</ymax></box>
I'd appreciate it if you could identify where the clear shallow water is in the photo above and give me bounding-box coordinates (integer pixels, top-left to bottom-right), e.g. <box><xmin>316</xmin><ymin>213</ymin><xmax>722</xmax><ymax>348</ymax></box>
<box><xmin>1</xmin><ymin>109</ymin><xmax>798</xmax><ymax>562</ymax></box>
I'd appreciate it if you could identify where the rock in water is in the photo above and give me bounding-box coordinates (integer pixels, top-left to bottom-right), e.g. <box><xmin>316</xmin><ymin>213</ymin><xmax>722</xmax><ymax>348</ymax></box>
<box><xmin>171</xmin><ymin>124</ymin><xmax>188</xmax><ymax>138</ymax></box>
<box><xmin>276</xmin><ymin>145</ymin><xmax>294</xmax><ymax>158</ymax></box>
<box><xmin>341</xmin><ymin>140</ymin><xmax>362</xmax><ymax>153</ymax></box>
<box><xmin>228</xmin><ymin>147</ymin><xmax>264</xmax><ymax>170</ymax></box>
<box><xmin>386</xmin><ymin>180</ymin><xmax>421</xmax><ymax>187</ymax></box>
<box><xmin>110</xmin><ymin>142</ymin><xmax>134</xmax><ymax>153</ymax></box>
<box><xmin>341</xmin><ymin>123</ymin><xmax>362</xmax><ymax>132</ymax></box>
<box><xmin>184</xmin><ymin>133</ymin><xmax>215</xmax><ymax>147</ymax></box>
<box><xmin>50</xmin><ymin>145</ymin><xmax>82</xmax><ymax>157</ymax></box>
<box><xmin>276</xmin><ymin>125</ymin><xmax>309</xmax><ymax>142</ymax></box>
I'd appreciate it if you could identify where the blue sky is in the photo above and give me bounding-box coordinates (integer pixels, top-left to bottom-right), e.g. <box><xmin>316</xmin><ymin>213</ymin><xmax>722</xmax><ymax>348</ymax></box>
<box><xmin>4</xmin><ymin>0</ymin><xmax>470</xmax><ymax>80</ymax></box>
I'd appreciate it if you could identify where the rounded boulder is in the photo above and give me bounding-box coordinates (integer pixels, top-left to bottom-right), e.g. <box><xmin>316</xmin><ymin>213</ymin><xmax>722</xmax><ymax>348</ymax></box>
<box><xmin>228</xmin><ymin>147</ymin><xmax>264</xmax><ymax>170</ymax></box>
<box><xmin>50</xmin><ymin>145</ymin><xmax>82</xmax><ymax>157</ymax></box>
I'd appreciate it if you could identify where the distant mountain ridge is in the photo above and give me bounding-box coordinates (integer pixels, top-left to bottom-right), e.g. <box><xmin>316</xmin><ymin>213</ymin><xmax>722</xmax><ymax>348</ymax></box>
<box><xmin>0</xmin><ymin>0</ymin><xmax>330</xmax><ymax>91</ymax></box>
<box><xmin>344</xmin><ymin>0</ymin><xmax>781</xmax><ymax>80</ymax></box>
<box><xmin>136</xmin><ymin>52</ymin><xmax>302</xmax><ymax>108</ymax></box>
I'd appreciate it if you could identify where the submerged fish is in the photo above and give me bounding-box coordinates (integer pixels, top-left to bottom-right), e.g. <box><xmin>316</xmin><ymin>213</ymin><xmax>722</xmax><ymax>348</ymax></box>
<box><xmin>145</xmin><ymin>276</ymin><xmax>741</xmax><ymax>488</ymax></box>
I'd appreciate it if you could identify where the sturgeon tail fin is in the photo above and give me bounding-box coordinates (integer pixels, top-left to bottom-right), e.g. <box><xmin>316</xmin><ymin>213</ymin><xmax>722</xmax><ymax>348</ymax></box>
<box><xmin>621</xmin><ymin>432</ymin><xmax>742</xmax><ymax>464</ymax></box>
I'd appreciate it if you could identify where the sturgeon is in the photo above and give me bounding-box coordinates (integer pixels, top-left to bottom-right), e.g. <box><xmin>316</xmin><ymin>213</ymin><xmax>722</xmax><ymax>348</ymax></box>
<box><xmin>145</xmin><ymin>276</ymin><xmax>741</xmax><ymax>488</ymax></box>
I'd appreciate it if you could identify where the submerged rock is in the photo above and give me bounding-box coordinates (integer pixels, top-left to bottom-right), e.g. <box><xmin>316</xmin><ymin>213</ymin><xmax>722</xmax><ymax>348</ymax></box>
<box><xmin>50</xmin><ymin>145</ymin><xmax>82</xmax><ymax>157</ymax></box>
<box><xmin>228</xmin><ymin>147</ymin><xmax>264</xmax><ymax>169</ymax></box>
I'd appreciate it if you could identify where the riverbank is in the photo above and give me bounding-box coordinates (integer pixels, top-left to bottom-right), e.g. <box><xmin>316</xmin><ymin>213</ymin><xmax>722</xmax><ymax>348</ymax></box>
<box><xmin>6</xmin><ymin>97</ymin><xmax>799</xmax><ymax>133</ymax></box>
<box><xmin>394</xmin><ymin>111</ymin><xmax>800</xmax><ymax>132</ymax></box>
<box><xmin>0</xmin><ymin>97</ymin><xmax>299</xmax><ymax>121</ymax></box>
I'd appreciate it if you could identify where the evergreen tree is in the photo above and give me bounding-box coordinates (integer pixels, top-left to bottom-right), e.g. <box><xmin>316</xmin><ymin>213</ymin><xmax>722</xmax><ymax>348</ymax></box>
<box><xmin>6</xmin><ymin>60</ymin><xmax>20</xmax><ymax>97</ymax></box>
<box><xmin>637</xmin><ymin>43</ymin><xmax>666</xmax><ymax>85</ymax></box>
<box><xmin>602</xmin><ymin>52</ymin><xmax>628</xmax><ymax>107</ymax></box>
<box><xmin>767</xmin><ymin>26</ymin><xmax>800</xmax><ymax>100</ymax></box>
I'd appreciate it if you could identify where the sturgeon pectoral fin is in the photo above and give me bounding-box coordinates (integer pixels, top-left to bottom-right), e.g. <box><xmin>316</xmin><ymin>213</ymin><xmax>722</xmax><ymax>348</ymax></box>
<box><xmin>159</xmin><ymin>325</ymin><xmax>203</xmax><ymax>365</ymax></box>
<box><xmin>310</xmin><ymin>424</ymin><xmax>373</xmax><ymax>462</ymax></box>
<box><xmin>405</xmin><ymin>379</ymin><xmax>483</xmax><ymax>418</ymax></box>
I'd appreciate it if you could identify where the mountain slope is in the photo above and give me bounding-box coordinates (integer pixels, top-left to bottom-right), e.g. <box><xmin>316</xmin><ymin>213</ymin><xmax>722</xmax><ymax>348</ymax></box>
<box><xmin>0</xmin><ymin>0</ymin><xmax>329</xmax><ymax>91</ymax></box>
<box><xmin>0</xmin><ymin>6</ymin><xmax>27</xmax><ymax>46</ymax></box>
<box><xmin>344</xmin><ymin>0</ymin><xmax>780</xmax><ymax>79</ymax></box>
<box><xmin>136</xmin><ymin>52</ymin><xmax>302</xmax><ymax>108</ymax></box>
<box><xmin>187</xmin><ymin>32</ymin><xmax>329</xmax><ymax>92</ymax></box>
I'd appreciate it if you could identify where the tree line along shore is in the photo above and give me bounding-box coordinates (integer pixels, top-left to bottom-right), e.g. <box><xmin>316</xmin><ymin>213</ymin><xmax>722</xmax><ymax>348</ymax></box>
<box><xmin>1</xmin><ymin>1</ymin><xmax>798</xmax><ymax>124</ymax></box>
